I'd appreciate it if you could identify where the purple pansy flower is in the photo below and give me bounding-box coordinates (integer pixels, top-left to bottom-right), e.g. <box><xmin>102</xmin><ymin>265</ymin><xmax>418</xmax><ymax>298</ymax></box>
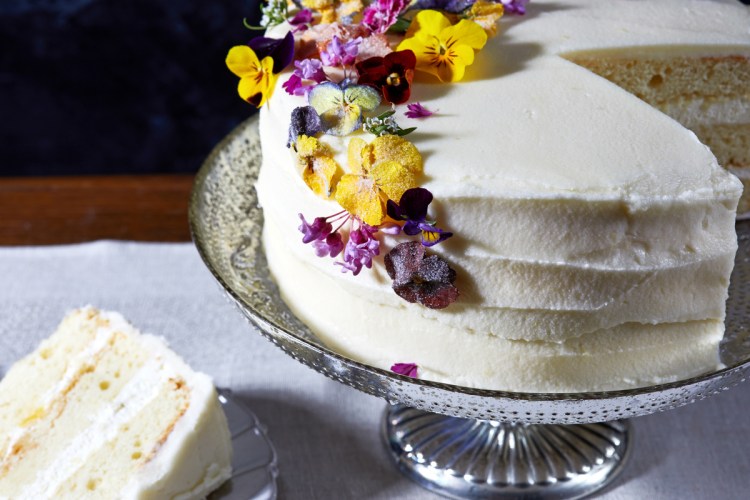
<box><xmin>404</xmin><ymin>103</ymin><xmax>434</xmax><ymax>119</ymax></box>
<box><xmin>387</xmin><ymin>188</ymin><xmax>452</xmax><ymax>247</ymax></box>
<box><xmin>337</xmin><ymin>223</ymin><xmax>380</xmax><ymax>275</ymax></box>
<box><xmin>248</xmin><ymin>31</ymin><xmax>295</xmax><ymax>73</ymax></box>
<box><xmin>384</xmin><ymin>242</ymin><xmax>459</xmax><ymax>309</ymax></box>
<box><xmin>361</xmin><ymin>0</ymin><xmax>410</xmax><ymax>34</ymax></box>
<box><xmin>391</xmin><ymin>363</ymin><xmax>419</xmax><ymax>378</ymax></box>
<box><xmin>320</xmin><ymin>36</ymin><xmax>362</xmax><ymax>67</ymax></box>
<box><xmin>287</xmin><ymin>106</ymin><xmax>323</xmax><ymax>147</ymax></box>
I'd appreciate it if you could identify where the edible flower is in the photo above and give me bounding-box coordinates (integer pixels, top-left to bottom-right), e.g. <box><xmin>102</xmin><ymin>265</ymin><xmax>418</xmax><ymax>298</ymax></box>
<box><xmin>335</xmin><ymin>135</ymin><xmax>422</xmax><ymax>225</ymax></box>
<box><xmin>397</xmin><ymin>10</ymin><xmax>488</xmax><ymax>83</ymax></box>
<box><xmin>387</xmin><ymin>188</ymin><xmax>452</xmax><ymax>246</ymax></box>
<box><xmin>364</xmin><ymin>110</ymin><xmax>416</xmax><ymax>137</ymax></box>
<box><xmin>287</xmin><ymin>106</ymin><xmax>323</xmax><ymax>147</ymax></box>
<box><xmin>226</xmin><ymin>32</ymin><xmax>294</xmax><ymax>107</ymax></box>
<box><xmin>320</xmin><ymin>35</ymin><xmax>362</xmax><ymax>67</ymax></box>
<box><xmin>361</xmin><ymin>0</ymin><xmax>411</xmax><ymax>34</ymax></box>
<box><xmin>404</xmin><ymin>102</ymin><xmax>434</xmax><ymax>119</ymax></box>
<box><xmin>298</xmin><ymin>212</ymin><xmax>347</xmax><ymax>257</ymax></box>
<box><xmin>337</xmin><ymin>222</ymin><xmax>381</xmax><ymax>275</ymax></box>
<box><xmin>302</xmin><ymin>0</ymin><xmax>364</xmax><ymax>24</ymax></box>
<box><xmin>293</xmin><ymin>135</ymin><xmax>340</xmax><ymax>197</ymax></box>
<box><xmin>288</xmin><ymin>9</ymin><xmax>313</xmax><ymax>31</ymax></box>
<box><xmin>384</xmin><ymin>241</ymin><xmax>459</xmax><ymax>309</ymax></box>
<box><xmin>226</xmin><ymin>46</ymin><xmax>278</xmax><ymax>107</ymax></box>
<box><xmin>283</xmin><ymin>58</ymin><xmax>328</xmax><ymax>96</ymax></box>
<box><xmin>411</xmin><ymin>0</ymin><xmax>473</xmax><ymax>13</ymax></box>
<box><xmin>308</xmin><ymin>81</ymin><xmax>382</xmax><ymax>136</ymax></box>
<box><xmin>391</xmin><ymin>363</ymin><xmax>419</xmax><ymax>378</ymax></box>
<box><xmin>356</xmin><ymin>50</ymin><xmax>417</xmax><ymax>105</ymax></box>
<box><xmin>500</xmin><ymin>0</ymin><xmax>529</xmax><ymax>15</ymax></box>
<box><xmin>247</xmin><ymin>31</ymin><xmax>295</xmax><ymax>74</ymax></box>
<box><xmin>466</xmin><ymin>0</ymin><xmax>506</xmax><ymax>37</ymax></box>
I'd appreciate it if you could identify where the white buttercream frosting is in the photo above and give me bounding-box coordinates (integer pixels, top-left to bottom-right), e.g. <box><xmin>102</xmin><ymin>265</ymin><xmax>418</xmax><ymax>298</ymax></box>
<box><xmin>255</xmin><ymin>0</ymin><xmax>746</xmax><ymax>392</ymax></box>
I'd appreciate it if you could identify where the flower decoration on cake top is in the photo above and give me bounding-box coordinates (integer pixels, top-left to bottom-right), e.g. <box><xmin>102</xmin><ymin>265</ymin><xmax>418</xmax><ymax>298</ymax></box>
<box><xmin>227</xmin><ymin>0</ymin><xmax>529</xmax><ymax>310</ymax></box>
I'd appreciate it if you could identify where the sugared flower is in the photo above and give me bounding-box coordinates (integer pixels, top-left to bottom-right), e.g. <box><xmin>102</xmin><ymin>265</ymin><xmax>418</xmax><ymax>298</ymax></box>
<box><xmin>293</xmin><ymin>135</ymin><xmax>340</xmax><ymax>197</ymax></box>
<box><xmin>335</xmin><ymin>135</ymin><xmax>422</xmax><ymax>225</ymax></box>
<box><xmin>386</xmin><ymin>188</ymin><xmax>452</xmax><ymax>246</ymax></box>
<box><xmin>226</xmin><ymin>46</ymin><xmax>278</xmax><ymax>107</ymax></box>
<box><xmin>384</xmin><ymin>241</ymin><xmax>459</xmax><ymax>309</ymax></box>
<box><xmin>397</xmin><ymin>10</ymin><xmax>488</xmax><ymax>83</ymax></box>
<box><xmin>391</xmin><ymin>363</ymin><xmax>419</xmax><ymax>378</ymax></box>
<box><xmin>288</xmin><ymin>106</ymin><xmax>323</xmax><ymax>147</ymax></box>
<box><xmin>308</xmin><ymin>81</ymin><xmax>381</xmax><ymax>136</ymax></box>
<box><xmin>364</xmin><ymin>110</ymin><xmax>416</xmax><ymax>137</ymax></box>
<box><xmin>404</xmin><ymin>103</ymin><xmax>434</xmax><ymax>119</ymax></box>
<box><xmin>467</xmin><ymin>1</ymin><xmax>506</xmax><ymax>37</ymax></box>
<box><xmin>356</xmin><ymin>50</ymin><xmax>416</xmax><ymax>105</ymax></box>
<box><xmin>301</xmin><ymin>0</ymin><xmax>363</xmax><ymax>24</ymax></box>
<box><xmin>361</xmin><ymin>0</ymin><xmax>411</xmax><ymax>34</ymax></box>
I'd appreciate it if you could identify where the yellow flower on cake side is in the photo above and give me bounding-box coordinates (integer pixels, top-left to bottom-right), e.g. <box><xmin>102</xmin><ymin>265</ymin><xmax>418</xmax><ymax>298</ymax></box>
<box><xmin>226</xmin><ymin>45</ymin><xmax>278</xmax><ymax>108</ymax></box>
<box><xmin>294</xmin><ymin>135</ymin><xmax>340</xmax><ymax>198</ymax></box>
<box><xmin>335</xmin><ymin>135</ymin><xmax>422</xmax><ymax>226</ymax></box>
<box><xmin>397</xmin><ymin>9</ymin><xmax>488</xmax><ymax>83</ymax></box>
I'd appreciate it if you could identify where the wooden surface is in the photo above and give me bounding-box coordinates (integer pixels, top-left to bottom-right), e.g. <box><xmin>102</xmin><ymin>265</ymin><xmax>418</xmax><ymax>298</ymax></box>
<box><xmin>0</xmin><ymin>175</ymin><xmax>194</xmax><ymax>245</ymax></box>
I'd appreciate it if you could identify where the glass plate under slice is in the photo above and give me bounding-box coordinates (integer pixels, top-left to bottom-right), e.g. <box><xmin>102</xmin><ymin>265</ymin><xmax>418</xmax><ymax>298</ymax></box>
<box><xmin>211</xmin><ymin>389</ymin><xmax>278</xmax><ymax>500</ymax></box>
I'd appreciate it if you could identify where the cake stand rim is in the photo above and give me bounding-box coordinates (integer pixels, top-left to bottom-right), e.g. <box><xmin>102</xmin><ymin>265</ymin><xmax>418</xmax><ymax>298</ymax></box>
<box><xmin>190</xmin><ymin>115</ymin><xmax>750</xmax><ymax>419</ymax></box>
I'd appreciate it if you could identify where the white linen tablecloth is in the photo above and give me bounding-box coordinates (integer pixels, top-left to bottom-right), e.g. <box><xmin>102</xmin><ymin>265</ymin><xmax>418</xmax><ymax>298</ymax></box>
<box><xmin>1</xmin><ymin>241</ymin><xmax>748</xmax><ymax>499</ymax></box>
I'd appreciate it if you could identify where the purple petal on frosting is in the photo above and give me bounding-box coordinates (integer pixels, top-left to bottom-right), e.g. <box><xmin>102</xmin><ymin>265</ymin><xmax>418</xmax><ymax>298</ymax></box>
<box><xmin>405</xmin><ymin>102</ymin><xmax>434</xmax><ymax>119</ymax></box>
<box><xmin>391</xmin><ymin>363</ymin><xmax>419</xmax><ymax>378</ymax></box>
<box><xmin>288</xmin><ymin>106</ymin><xmax>323</xmax><ymax>147</ymax></box>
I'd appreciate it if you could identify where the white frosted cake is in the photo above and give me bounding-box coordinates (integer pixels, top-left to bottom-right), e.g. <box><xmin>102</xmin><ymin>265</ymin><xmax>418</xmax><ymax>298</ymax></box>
<box><xmin>0</xmin><ymin>307</ymin><xmax>232</xmax><ymax>499</ymax></box>
<box><xmin>228</xmin><ymin>0</ymin><xmax>748</xmax><ymax>392</ymax></box>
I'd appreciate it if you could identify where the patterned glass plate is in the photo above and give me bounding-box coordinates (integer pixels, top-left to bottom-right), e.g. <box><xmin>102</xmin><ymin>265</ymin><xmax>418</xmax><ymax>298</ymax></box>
<box><xmin>211</xmin><ymin>389</ymin><xmax>278</xmax><ymax>500</ymax></box>
<box><xmin>190</xmin><ymin>116</ymin><xmax>750</xmax><ymax>425</ymax></box>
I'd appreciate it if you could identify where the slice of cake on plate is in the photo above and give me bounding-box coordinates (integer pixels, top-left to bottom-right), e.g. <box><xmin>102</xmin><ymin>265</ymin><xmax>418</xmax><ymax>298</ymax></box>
<box><xmin>0</xmin><ymin>307</ymin><xmax>232</xmax><ymax>499</ymax></box>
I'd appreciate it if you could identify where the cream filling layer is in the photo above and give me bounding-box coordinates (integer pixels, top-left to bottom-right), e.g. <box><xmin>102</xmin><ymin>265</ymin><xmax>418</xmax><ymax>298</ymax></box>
<box><xmin>661</xmin><ymin>97</ymin><xmax>750</xmax><ymax>129</ymax></box>
<box><xmin>17</xmin><ymin>358</ymin><xmax>165</xmax><ymax>499</ymax></box>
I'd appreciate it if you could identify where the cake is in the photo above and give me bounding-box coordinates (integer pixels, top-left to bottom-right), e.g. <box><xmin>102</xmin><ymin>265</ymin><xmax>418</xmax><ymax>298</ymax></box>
<box><xmin>228</xmin><ymin>0</ymin><xmax>748</xmax><ymax>392</ymax></box>
<box><xmin>0</xmin><ymin>307</ymin><xmax>232</xmax><ymax>499</ymax></box>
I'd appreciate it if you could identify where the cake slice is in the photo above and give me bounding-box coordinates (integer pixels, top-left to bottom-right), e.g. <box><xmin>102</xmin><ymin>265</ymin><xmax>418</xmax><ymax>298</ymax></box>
<box><xmin>0</xmin><ymin>307</ymin><xmax>232</xmax><ymax>499</ymax></box>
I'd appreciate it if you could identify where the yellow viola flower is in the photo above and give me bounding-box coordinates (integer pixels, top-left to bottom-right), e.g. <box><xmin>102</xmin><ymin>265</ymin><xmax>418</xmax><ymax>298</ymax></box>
<box><xmin>226</xmin><ymin>45</ymin><xmax>278</xmax><ymax>108</ymax></box>
<box><xmin>294</xmin><ymin>135</ymin><xmax>340</xmax><ymax>198</ymax></box>
<box><xmin>301</xmin><ymin>0</ymin><xmax>363</xmax><ymax>24</ymax></box>
<box><xmin>397</xmin><ymin>9</ymin><xmax>488</xmax><ymax>83</ymax></box>
<box><xmin>335</xmin><ymin>135</ymin><xmax>422</xmax><ymax>225</ymax></box>
<box><xmin>467</xmin><ymin>1</ymin><xmax>505</xmax><ymax>38</ymax></box>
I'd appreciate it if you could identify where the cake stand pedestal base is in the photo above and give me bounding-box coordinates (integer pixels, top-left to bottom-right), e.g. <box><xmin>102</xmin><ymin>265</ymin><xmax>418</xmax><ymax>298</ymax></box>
<box><xmin>383</xmin><ymin>405</ymin><xmax>631</xmax><ymax>499</ymax></box>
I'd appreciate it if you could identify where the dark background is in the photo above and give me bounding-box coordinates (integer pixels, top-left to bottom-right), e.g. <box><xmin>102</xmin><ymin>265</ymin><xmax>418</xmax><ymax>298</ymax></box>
<box><xmin>2</xmin><ymin>0</ymin><xmax>749</xmax><ymax>177</ymax></box>
<box><xmin>1</xmin><ymin>0</ymin><xmax>261</xmax><ymax>176</ymax></box>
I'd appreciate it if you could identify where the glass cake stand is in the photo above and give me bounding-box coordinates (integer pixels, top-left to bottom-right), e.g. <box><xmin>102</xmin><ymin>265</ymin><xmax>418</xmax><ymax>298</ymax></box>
<box><xmin>190</xmin><ymin>116</ymin><xmax>750</xmax><ymax>499</ymax></box>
